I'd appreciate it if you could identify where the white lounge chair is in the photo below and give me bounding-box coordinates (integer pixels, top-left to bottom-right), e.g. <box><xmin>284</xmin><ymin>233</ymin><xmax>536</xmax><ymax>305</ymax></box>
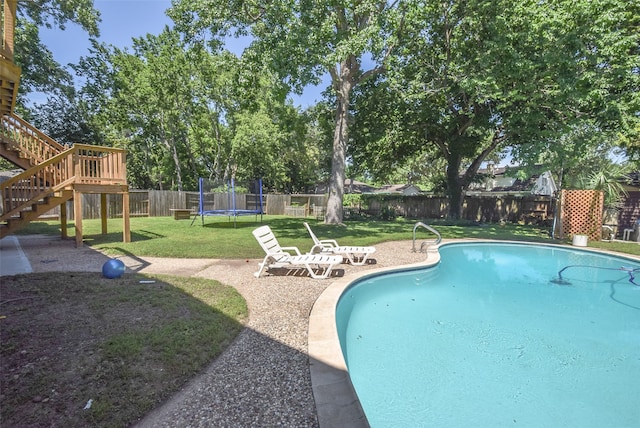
<box><xmin>303</xmin><ymin>222</ymin><xmax>376</xmax><ymax>266</ymax></box>
<box><xmin>252</xmin><ymin>225</ymin><xmax>343</xmax><ymax>279</ymax></box>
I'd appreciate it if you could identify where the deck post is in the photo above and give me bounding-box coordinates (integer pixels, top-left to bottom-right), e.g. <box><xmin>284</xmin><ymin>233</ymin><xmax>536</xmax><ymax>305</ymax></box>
<box><xmin>122</xmin><ymin>191</ymin><xmax>131</xmax><ymax>243</ymax></box>
<box><xmin>100</xmin><ymin>193</ymin><xmax>108</xmax><ymax>235</ymax></box>
<box><xmin>60</xmin><ymin>200</ymin><xmax>68</xmax><ymax>239</ymax></box>
<box><xmin>74</xmin><ymin>191</ymin><xmax>83</xmax><ymax>247</ymax></box>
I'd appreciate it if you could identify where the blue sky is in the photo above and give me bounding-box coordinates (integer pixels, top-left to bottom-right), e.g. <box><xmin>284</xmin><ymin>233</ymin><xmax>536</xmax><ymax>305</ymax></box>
<box><xmin>40</xmin><ymin>0</ymin><xmax>172</xmax><ymax>65</ymax></box>
<box><xmin>36</xmin><ymin>0</ymin><xmax>325</xmax><ymax>107</ymax></box>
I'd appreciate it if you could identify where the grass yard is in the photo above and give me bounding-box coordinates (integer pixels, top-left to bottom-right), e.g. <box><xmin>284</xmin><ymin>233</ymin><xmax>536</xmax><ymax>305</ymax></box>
<box><xmin>3</xmin><ymin>215</ymin><xmax>638</xmax><ymax>427</ymax></box>
<box><xmin>17</xmin><ymin>215</ymin><xmax>640</xmax><ymax>257</ymax></box>
<box><xmin>20</xmin><ymin>214</ymin><xmax>632</xmax><ymax>258</ymax></box>
<box><xmin>0</xmin><ymin>272</ymin><xmax>247</xmax><ymax>428</ymax></box>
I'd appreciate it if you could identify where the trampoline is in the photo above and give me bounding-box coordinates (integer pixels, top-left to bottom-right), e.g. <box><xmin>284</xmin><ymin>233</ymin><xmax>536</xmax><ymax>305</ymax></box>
<box><xmin>191</xmin><ymin>177</ymin><xmax>264</xmax><ymax>227</ymax></box>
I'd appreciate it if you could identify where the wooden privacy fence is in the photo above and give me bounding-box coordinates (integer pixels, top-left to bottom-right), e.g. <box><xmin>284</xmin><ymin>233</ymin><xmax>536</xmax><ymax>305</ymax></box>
<box><xmin>365</xmin><ymin>194</ymin><xmax>554</xmax><ymax>223</ymax></box>
<box><xmin>44</xmin><ymin>191</ymin><xmax>328</xmax><ymax>220</ymax></box>
<box><xmin>51</xmin><ymin>190</ymin><xmax>254</xmax><ymax>219</ymax></box>
<box><xmin>46</xmin><ymin>191</ymin><xmax>553</xmax><ymax>222</ymax></box>
<box><xmin>618</xmin><ymin>191</ymin><xmax>640</xmax><ymax>232</ymax></box>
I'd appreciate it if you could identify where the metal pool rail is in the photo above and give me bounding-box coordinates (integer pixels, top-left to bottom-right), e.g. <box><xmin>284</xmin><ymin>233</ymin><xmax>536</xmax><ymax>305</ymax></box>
<box><xmin>412</xmin><ymin>222</ymin><xmax>442</xmax><ymax>253</ymax></box>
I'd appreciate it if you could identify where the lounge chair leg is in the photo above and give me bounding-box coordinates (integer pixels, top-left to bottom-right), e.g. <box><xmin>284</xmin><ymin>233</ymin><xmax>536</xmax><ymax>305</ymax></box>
<box><xmin>305</xmin><ymin>263</ymin><xmax>336</xmax><ymax>279</ymax></box>
<box><xmin>254</xmin><ymin>264</ymin><xmax>263</xmax><ymax>278</ymax></box>
<box><xmin>255</xmin><ymin>256</ymin><xmax>271</xmax><ymax>278</ymax></box>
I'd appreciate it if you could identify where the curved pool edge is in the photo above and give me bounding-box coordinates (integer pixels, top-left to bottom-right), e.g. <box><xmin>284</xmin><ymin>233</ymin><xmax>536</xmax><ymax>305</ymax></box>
<box><xmin>308</xmin><ymin>247</ymin><xmax>442</xmax><ymax>427</ymax></box>
<box><xmin>308</xmin><ymin>239</ymin><xmax>640</xmax><ymax>427</ymax></box>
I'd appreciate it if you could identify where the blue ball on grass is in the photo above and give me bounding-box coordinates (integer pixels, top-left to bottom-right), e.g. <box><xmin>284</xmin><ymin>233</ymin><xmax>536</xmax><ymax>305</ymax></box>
<box><xmin>102</xmin><ymin>259</ymin><xmax>126</xmax><ymax>279</ymax></box>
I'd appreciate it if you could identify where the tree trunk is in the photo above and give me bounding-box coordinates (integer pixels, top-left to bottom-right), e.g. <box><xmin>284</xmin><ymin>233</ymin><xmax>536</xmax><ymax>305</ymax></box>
<box><xmin>446</xmin><ymin>153</ymin><xmax>464</xmax><ymax>219</ymax></box>
<box><xmin>159</xmin><ymin>116</ymin><xmax>183</xmax><ymax>191</ymax></box>
<box><xmin>167</xmin><ymin>136</ymin><xmax>184</xmax><ymax>191</ymax></box>
<box><xmin>443</xmin><ymin>129</ymin><xmax>503</xmax><ymax>219</ymax></box>
<box><xmin>325</xmin><ymin>95</ymin><xmax>349</xmax><ymax>224</ymax></box>
<box><xmin>325</xmin><ymin>60</ymin><xmax>356</xmax><ymax>224</ymax></box>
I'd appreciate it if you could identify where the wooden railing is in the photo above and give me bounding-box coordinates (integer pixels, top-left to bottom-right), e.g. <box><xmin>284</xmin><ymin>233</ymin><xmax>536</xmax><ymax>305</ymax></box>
<box><xmin>73</xmin><ymin>144</ymin><xmax>127</xmax><ymax>185</ymax></box>
<box><xmin>0</xmin><ymin>113</ymin><xmax>64</xmax><ymax>164</ymax></box>
<box><xmin>0</xmin><ymin>144</ymin><xmax>127</xmax><ymax>220</ymax></box>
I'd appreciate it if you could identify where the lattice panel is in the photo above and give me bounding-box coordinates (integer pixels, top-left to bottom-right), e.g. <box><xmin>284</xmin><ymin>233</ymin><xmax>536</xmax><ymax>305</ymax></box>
<box><xmin>560</xmin><ymin>189</ymin><xmax>604</xmax><ymax>240</ymax></box>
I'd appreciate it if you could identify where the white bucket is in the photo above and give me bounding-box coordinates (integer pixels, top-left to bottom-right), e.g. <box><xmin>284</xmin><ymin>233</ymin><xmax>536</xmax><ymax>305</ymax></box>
<box><xmin>572</xmin><ymin>234</ymin><xmax>588</xmax><ymax>247</ymax></box>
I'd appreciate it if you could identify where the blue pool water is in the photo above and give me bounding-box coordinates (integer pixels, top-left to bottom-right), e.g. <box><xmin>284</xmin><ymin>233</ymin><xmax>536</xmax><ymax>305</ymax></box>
<box><xmin>337</xmin><ymin>243</ymin><xmax>640</xmax><ymax>427</ymax></box>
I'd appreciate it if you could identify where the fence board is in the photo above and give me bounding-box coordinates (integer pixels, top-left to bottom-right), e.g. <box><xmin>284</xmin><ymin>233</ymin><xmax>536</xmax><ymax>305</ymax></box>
<box><xmin>266</xmin><ymin>194</ymin><xmax>288</xmax><ymax>215</ymax></box>
<box><xmin>619</xmin><ymin>191</ymin><xmax>640</xmax><ymax>231</ymax></box>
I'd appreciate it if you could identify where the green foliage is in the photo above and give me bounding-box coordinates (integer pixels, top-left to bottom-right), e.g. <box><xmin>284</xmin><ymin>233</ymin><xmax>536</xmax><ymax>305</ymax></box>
<box><xmin>0</xmin><ymin>157</ymin><xmax>16</xmax><ymax>170</ymax></box>
<box><xmin>378</xmin><ymin>206</ymin><xmax>397</xmax><ymax>221</ymax></box>
<box><xmin>29</xmin><ymin>91</ymin><xmax>105</xmax><ymax>146</ymax></box>
<box><xmin>27</xmin><ymin>25</ymin><xmax>324</xmax><ymax>193</ymax></box>
<box><xmin>14</xmin><ymin>0</ymin><xmax>637</xmax><ymax>212</ymax></box>
<box><xmin>343</xmin><ymin>193</ymin><xmax>364</xmax><ymax>208</ymax></box>
<box><xmin>14</xmin><ymin>20</ymin><xmax>74</xmax><ymax>100</ymax></box>
<box><xmin>14</xmin><ymin>0</ymin><xmax>100</xmax><ymax>104</ymax></box>
<box><xmin>169</xmin><ymin>0</ymin><xmax>409</xmax><ymax>223</ymax></box>
<box><xmin>18</xmin><ymin>0</ymin><xmax>100</xmax><ymax>35</ymax></box>
<box><xmin>350</xmin><ymin>0</ymin><xmax>638</xmax><ymax>219</ymax></box>
<box><xmin>230</xmin><ymin>103</ymin><xmax>324</xmax><ymax>191</ymax></box>
<box><xmin>576</xmin><ymin>164</ymin><xmax>631</xmax><ymax>209</ymax></box>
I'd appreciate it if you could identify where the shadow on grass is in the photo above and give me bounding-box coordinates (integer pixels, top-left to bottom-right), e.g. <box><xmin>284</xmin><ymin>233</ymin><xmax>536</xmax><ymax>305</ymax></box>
<box><xmin>0</xmin><ymin>272</ymin><xmax>250</xmax><ymax>428</ymax></box>
<box><xmin>15</xmin><ymin>222</ymin><xmax>167</xmax><ymax>245</ymax></box>
<box><xmin>193</xmin><ymin>215</ymin><xmax>265</xmax><ymax>230</ymax></box>
<box><xmin>264</xmin><ymin>217</ymin><xmax>554</xmax><ymax>244</ymax></box>
<box><xmin>82</xmin><ymin>229</ymin><xmax>166</xmax><ymax>246</ymax></box>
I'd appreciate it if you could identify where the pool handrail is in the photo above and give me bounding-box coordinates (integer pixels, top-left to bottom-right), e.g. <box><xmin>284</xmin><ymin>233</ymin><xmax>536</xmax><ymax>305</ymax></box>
<box><xmin>412</xmin><ymin>222</ymin><xmax>442</xmax><ymax>252</ymax></box>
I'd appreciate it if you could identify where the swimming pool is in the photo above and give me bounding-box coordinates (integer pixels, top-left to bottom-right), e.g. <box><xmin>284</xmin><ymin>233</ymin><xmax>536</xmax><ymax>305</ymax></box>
<box><xmin>335</xmin><ymin>242</ymin><xmax>640</xmax><ymax>427</ymax></box>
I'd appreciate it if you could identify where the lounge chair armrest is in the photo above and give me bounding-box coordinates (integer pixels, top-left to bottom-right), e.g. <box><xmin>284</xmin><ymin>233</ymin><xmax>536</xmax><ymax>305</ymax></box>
<box><xmin>280</xmin><ymin>246</ymin><xmax>302</xmax><ymax>256</ymax></box>
<box><xmin>312</xmin><ymin>243</ymin><xmax>336</xmax><ymax>252</ymax></box>
<box><xmin>310</xmin><ymin>243</ymin><xmax>329</xmax><ymax>254</ymax></box>
<box><xmin>318</xmin><ymin>239</ymin><xmax>340</xmax><ymax>248</ymax></box>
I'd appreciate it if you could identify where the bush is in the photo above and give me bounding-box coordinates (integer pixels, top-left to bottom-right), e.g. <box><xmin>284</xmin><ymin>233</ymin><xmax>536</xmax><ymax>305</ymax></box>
<box><xmin>378</xmin><ymin>206</ymin><xmax>397</xmax><ymax>221</ymax></box>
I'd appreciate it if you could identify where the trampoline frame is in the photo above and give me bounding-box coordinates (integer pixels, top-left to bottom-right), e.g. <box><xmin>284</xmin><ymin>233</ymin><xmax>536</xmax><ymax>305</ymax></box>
<box><xmin>191</xmin><ymin>177</ymin><xmax>264</xmax><ymax>227</ymax></box>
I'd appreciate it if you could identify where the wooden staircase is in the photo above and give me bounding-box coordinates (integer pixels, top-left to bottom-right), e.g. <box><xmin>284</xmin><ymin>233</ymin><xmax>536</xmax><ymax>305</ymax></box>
<box><xmin>2</xmin><ymin>188</ymin><xmax>74</xmax><ymax>237</ymax></box>
<box><xmin>1</xmin><ymin>0</ymin><xmax>19</xmax><ymax>118</ymax></box>
<box><xmin>0</xmin><ymin>114</ymin><xmax>130</xmax><ymax>243</ymax></box>
<box><xmin>1</xmin><ymin>56</ymin><xmax>20</xmax><ymax>117</ymax></box>
<box><xmin>0</xmin><ymin>114</ymin><xmax>65</xmax><ymax>169</ymax></box>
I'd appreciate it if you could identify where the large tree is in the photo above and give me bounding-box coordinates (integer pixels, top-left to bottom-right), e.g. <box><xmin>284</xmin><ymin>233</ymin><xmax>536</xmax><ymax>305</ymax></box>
<box><xmin>69</xmin><ymin>29</ymin><xmax>316</xmax><ymax>191</ymax></box>
<box><xmin>80</xmin><ymin>29</ymin><xmax>239</xmax><ymax>190</ymax></box>
<box><xmin>14</xmin><ymin>0</ymin><xmax>100</xmax><ymax>108</ymax></box>
<box><xmin>351</xmin><ymin>0</ymin><xmax>639</xmax><ymax>218</ymax></box>
<box><xmin>168</xmin><ymin>0</ymin><xmax>406</xmax><ymax>223</ymax></box>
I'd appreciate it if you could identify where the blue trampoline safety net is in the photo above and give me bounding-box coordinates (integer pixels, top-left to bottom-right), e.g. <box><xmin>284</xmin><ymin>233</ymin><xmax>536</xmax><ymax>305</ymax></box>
<box><xmin>192</xmin><ymin>178</ymin><xmax>264</xmax><ymax>226</ymax></box>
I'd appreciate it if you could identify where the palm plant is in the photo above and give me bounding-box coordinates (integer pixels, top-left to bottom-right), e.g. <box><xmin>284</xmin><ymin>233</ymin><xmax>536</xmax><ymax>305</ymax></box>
<box><xmin>578</xmin><ymin>164</ymin><xmax>630</xmax><ymax>210</ymax></box>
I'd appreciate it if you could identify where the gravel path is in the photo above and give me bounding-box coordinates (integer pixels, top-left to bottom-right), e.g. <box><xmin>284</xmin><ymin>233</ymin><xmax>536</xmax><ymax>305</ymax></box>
<box><xmin>14</xmin><ymin>234</ymin><xmax>426</xmax><ymax>427</ymax></box>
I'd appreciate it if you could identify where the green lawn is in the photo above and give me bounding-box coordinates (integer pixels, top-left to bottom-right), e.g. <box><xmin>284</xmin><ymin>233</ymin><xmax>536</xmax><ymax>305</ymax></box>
<box><xmin>1</xmin><ymin>272</ymin><xmax>247</xmax><ymax>428</ymax></box>
<box><xmin>19</xmin><ymin>215</ymin><xmax>640</xmax><ymax>258</ymax></box>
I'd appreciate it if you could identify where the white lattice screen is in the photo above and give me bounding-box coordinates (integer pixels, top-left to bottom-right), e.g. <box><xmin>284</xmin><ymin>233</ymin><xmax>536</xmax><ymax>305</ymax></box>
<box><xmin>560</xmin><ymin>189</ymin><xmax>604</xmax><ymax>240</ymax></box>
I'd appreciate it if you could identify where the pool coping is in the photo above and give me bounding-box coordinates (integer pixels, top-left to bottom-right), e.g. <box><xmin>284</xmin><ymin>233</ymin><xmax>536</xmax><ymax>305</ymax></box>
<box><xmin>308</xmin><ymin>239</ymin><xmax>640</xmax><ymax>427</ymax></box>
